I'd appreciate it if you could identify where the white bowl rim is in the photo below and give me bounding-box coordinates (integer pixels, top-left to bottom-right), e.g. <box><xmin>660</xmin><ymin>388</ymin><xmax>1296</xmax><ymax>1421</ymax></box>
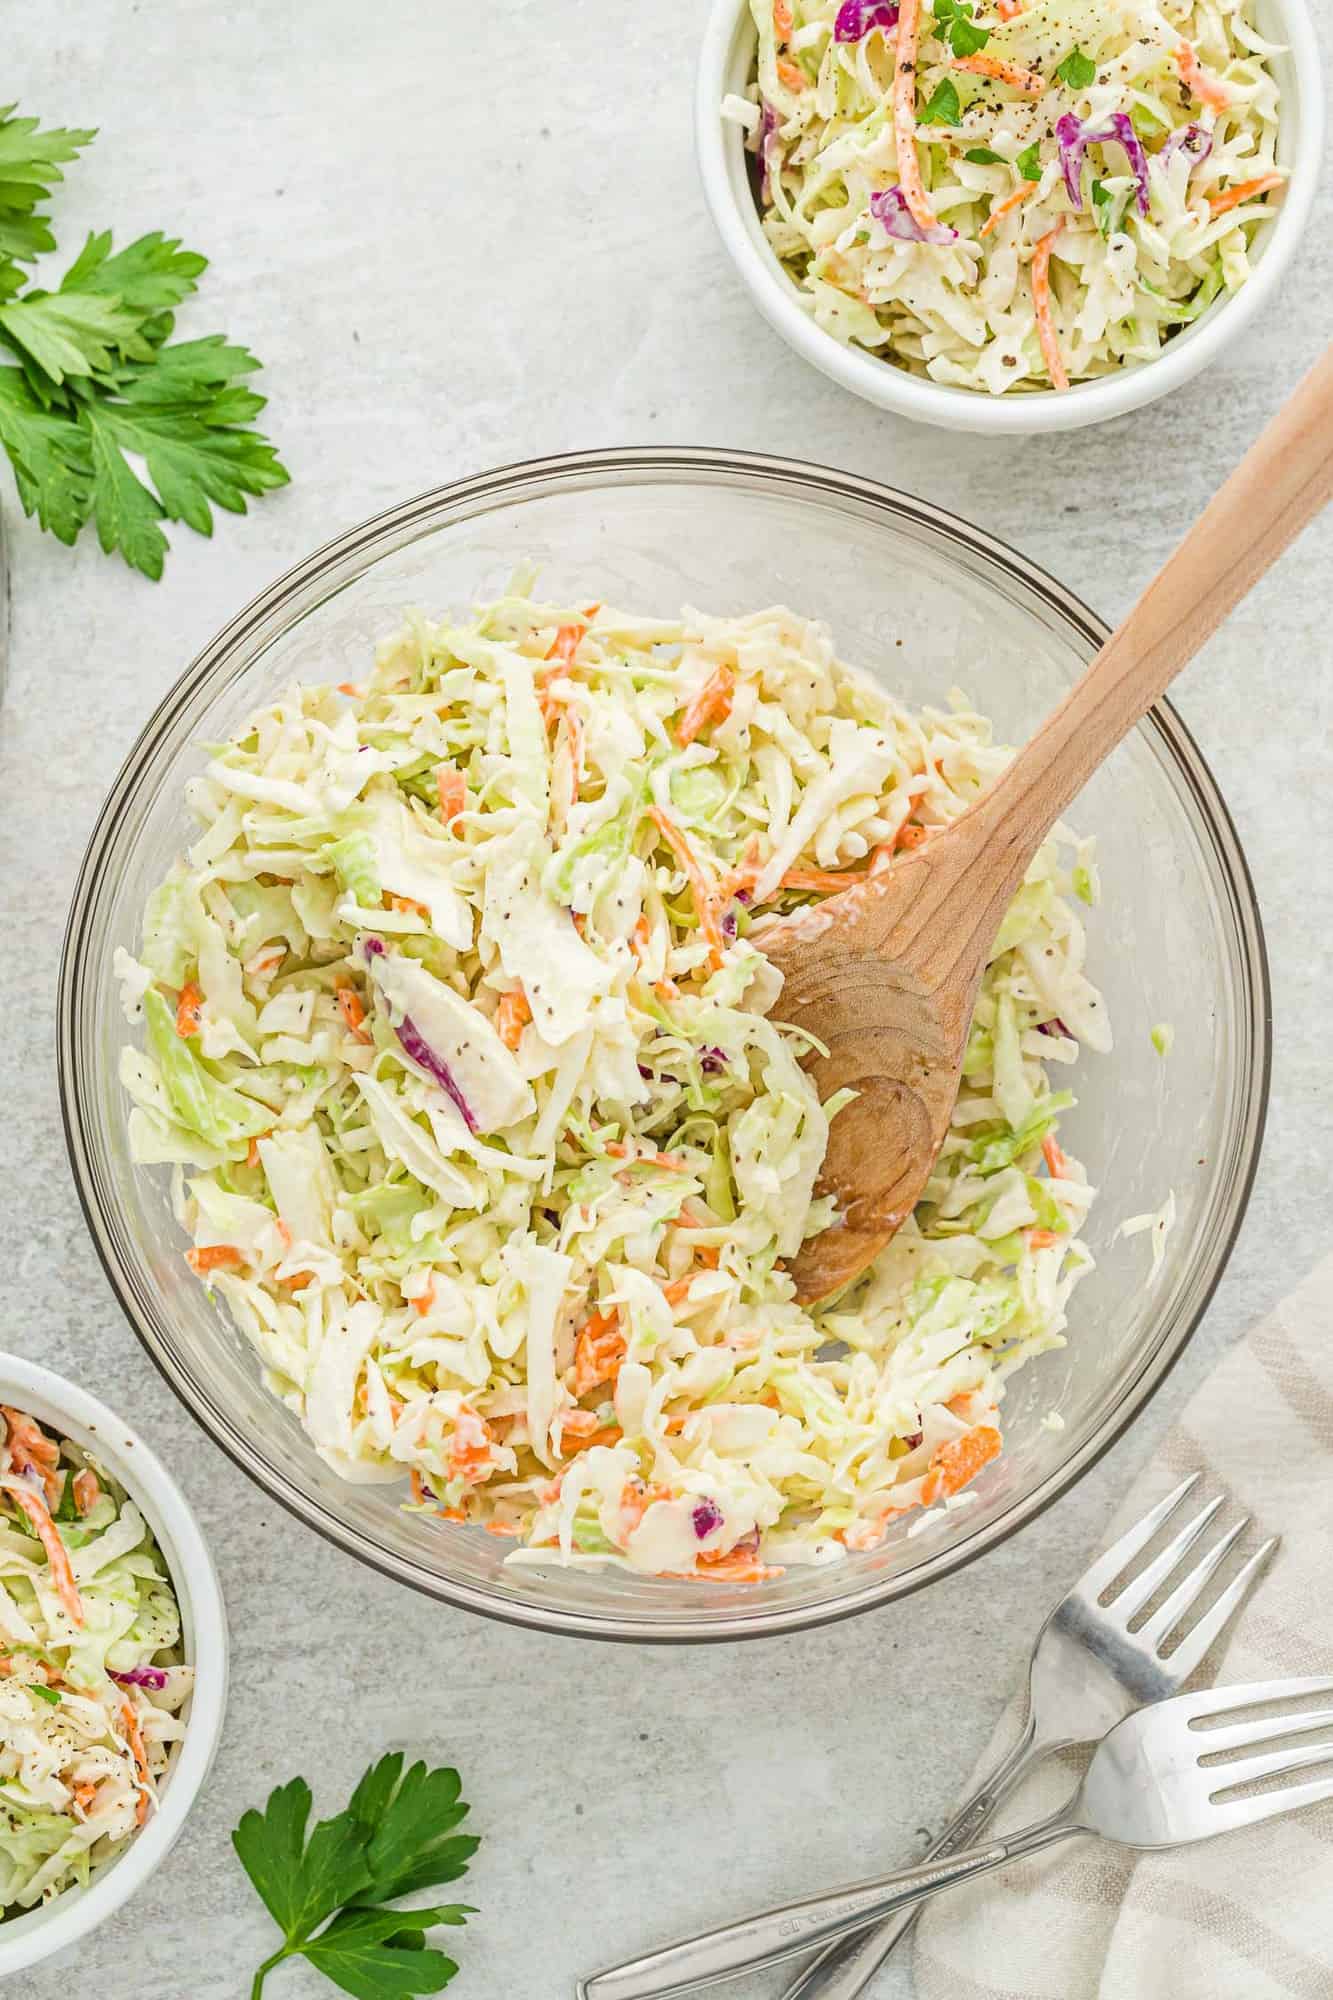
<box><xmin>696</xmin><ymin>0</ymin><xmax>1325</xmax><ymax>434</ymax></box>
<box><xmin>0</xmin><ymin>1357</ymin><xmax>228</xmax><ymax>1975</ymax></box>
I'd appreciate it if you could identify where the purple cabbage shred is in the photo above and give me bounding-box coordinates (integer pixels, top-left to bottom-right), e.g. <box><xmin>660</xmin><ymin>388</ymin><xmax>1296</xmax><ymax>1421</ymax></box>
<box><xmin>1056</xmin><ymin>112</ymin><xmax>1150</xmax><ymax>217</ymax></box>
<box><xmin>834</xmin><ymin>0</ymin><xmax>900</xmax><ymax>39</ymax></box>
<box><xmin>721</xmin><ymin>905</ymin><xmax>739</xmax><ymax>940</ymax></box>
<box><xmin>1037</xmin><ymin>1017</ymin><xmax>1075</xmax><ymax>1040</ymax></box>
<box><xmin>759</xmin><ymin>101</ymin><xmax>779</xmax><ymax>203</ymax></box>
<box><xmin>869</xmin><ymin>186</ymin><xmax>958</xmax><ymax>245</ymax></box>
<box><xmin>692</xmin><ymin>1498</ymin><xmax>725</xmax><ymax>1540</ymax></box>
<box><xmin>700</xmin><ymin>1047</ymin><xmax>728</xmax><ymax>1075</ymax></box>
<box><xmin>1160</xmin><ymin>122</ymin><xmax>1213</xmax><ymax>173</ymax></box>
<box><xmin>362</xmin><ymin>934</ymin><xmax>387</xmax><ymax>961</ymax></box>
<box><xmin>110</xmin><ymin>1666</ymin><xmax>170</xmax><ymax>1690</ymax></box>
<box><xmin>395</xmin><ymin>1014</ymin><xmax>479</xmax><ymax>1132</ymax></box>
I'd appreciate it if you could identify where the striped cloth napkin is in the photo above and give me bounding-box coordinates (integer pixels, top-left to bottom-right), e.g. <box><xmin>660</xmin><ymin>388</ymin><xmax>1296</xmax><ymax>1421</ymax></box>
<box><xmin>914</xmin><ymin>1255</ymin><xmax>1333</xmax><ymax>2000</ymax></box>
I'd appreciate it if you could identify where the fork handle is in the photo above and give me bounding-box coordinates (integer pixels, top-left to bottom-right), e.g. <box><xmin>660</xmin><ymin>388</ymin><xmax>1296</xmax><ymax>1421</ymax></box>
<box><xmin>778</xmin><ymin>1715</ymin><xmax>1046</xmax><ymax>2000</ymax></box>
<box><xmin>576</xmin><ymin>1806</ymin><xmax>1081</xmax><ymax>2000</ymax></box>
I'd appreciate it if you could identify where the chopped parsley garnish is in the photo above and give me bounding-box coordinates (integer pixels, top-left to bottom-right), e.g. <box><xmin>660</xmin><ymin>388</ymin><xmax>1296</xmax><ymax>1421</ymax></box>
<box><xmin>1055</xmin><ymin>47</ymin><xmax>1097</xmax><ymax>89</ymax></box>
<box><xmin>1015</xmin><ymin>141</ymin><xmax>1042</xmax><ymax>181</ymax></box>
<box><xmin>932</xmin><ymin>0</ymin><xmax>990</xmax><ymax>58</ymax></box>
<box><xmin>918</xmin><ymin>79</ymin><xmax>962</xmax><ymax>127</ymax></box>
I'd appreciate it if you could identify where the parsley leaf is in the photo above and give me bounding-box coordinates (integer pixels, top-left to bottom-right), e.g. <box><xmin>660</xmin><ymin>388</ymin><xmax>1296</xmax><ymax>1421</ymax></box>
<box><xmin>26</xmin><ymin>1683</ymin><xmax>61</xmax><ymax>1705</ymax></box>
<box><xmin>1015</xmin><ymin>142</ymin><xmax>1042</xmax><ymax>181</ymax></box>
<box><xmin>0</xmin><ymin>107</ymin><xmax>287</xmax><ymax>577</ymax></box>
<box><xmin>1055</xmin><ymin>46</ymin><xmax>1097</xmax><ymax>88</ymax></box>
<box><xmin>233</xmin><ymin>1758</ymin><xmax>478</xmax><ymax>2000</ymax></box>
<box><xmin>1090</xmin><ymin>177</ymin><xmax>1113</xmax><ymax>234</ymax></box>
<box><xmin>918</xmin><ymin>79</ymin><xmax>962</xmax><ymax>127</ymax></box>
<box><xmin>932</xmin><ymin>0</ymin><xmax>990</xmax><ymax>57</ymax></box>
<box><xmin>964</xmin><ymin>146</ymin><xmax>1005</xmax><ymax>164</ymax></box>
<box><xmin>0</xmin><ymin>104</ymin><xmax>96</xmax><ymax>267</ymax></box>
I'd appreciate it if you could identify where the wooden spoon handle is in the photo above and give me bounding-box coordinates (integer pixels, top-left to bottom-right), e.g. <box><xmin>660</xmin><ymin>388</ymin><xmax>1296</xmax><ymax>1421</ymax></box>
<box><xmin>960</xmin><ymin>342</ymin><xmax>1333</xmax><ymax>895</ymax></box>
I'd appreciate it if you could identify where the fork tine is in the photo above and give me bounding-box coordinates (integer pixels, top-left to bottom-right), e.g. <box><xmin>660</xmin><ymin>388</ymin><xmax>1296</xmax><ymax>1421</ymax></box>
<box><xmin>1077</xmin><ymin>1474</ymin><xmax>1202</xmax><ymax>1601</ymax></box>
<box><xmin>1196</xmin><ymin>1706</ymin><xmax>1333</xmax><ymax>1760</ymax></box>
<box><xmin>1207</xmin><ymin>1740</ymin><xmax>1333</xmax><ymax>1799</ymax></box>
<box><xmin>1177</xmin><ymin>1674</ymin><xmax>1333</xmax><ymax>1722</ymax></box>
<box><xmin>1107</xmin><ymin>1494</ymin><xmax>1226</xmax><ymax>1620</ymax></box>
<box><xmin>1165</xmin><ymin>1536</ymin><xmax>1280</xmax><ymax>1678</ymax></box>
<box><xmin>1207</xmin><ymin>1769</ymin><xmax>1333</xmax><ymax>1836</ymax></box>
<box><xmin>1135</xmin><ymin>1517</ymin><xmax>1248</xmax><ymax>1651</ymax></box>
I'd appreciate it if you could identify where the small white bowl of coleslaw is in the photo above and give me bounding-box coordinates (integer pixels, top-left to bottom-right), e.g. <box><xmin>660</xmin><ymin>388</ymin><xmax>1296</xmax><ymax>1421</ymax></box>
<box><xmin>696</xmin><ymin>0</ymin><xmax>1322</xmax><ymax>431</ymax></box>
<box><xmin>0</xmin><ymin>1357</ymin><xmax>227</xmax><ymax>1976</ymax></box>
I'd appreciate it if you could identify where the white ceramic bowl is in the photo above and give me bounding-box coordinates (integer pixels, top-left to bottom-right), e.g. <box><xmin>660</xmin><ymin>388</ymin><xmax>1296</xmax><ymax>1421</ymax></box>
<box><xmin>0</xmin><ymin>1358</ymin><xmax>227</xmax><ymax>1975</ymax></box>
<box><xmin>696</xmin><ymin>0</ymin><xmax>1323</xmax><ymax>433</ymax></box>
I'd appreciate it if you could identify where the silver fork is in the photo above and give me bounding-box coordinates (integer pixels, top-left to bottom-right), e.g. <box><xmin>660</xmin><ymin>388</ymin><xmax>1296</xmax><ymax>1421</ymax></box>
<box><xmin>580</xmin><ymin>1676</ymin><xmax>1333</xmax><ymax>1998</ymax></box>
<box><xmin>583</xmin><ymin>1475</ymin><xmax>1275</xmax><ymax>2000</ymax></box>
<box><xmin>773</xmin><ymin>1473</ymin><xmax>1275</xmax><ymax>2000</ymax></box>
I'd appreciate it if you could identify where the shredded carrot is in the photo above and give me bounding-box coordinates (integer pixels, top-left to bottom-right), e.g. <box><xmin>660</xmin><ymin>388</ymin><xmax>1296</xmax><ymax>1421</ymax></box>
<box><xmin>558</xmin><ymin>1412</ymin><xmax>624</xmax><ymax>1456</ymax></box>
<box><xmin>335</xmin><ymin>986</ymin><xmax>371</xmax><ymax>1043</ymax></box>
<box><xmin>1031</xmin><ymin>220</ymin><xmax>1068</xmax><ymax>392</ymax></box>
<box><xmin>648</xmin><ymin>806</ymin><xmax>727</xmax><ymax>968</ymax></box>
<box><xmin>995</xmin><ymin>0</ymin><xmax>1023</xmax><ymax>15</ymax></box>
<box><xmin>695</xmin><ymin>1245</ymin><xmax>721</xmax><ymax>1270</ymax></box>
<box><xmin>484</xmin><ymin>1520</ymin><xmax>523</xmax><ymax>1538</ymax></box>
<box><xmin>73</xmin><ymin>1780</ymin><xmax>100</xmax><ymax>1814</ymax></box>
<box><xmin>675</xmin><ymin>668</ymin><xmax>735</xmax><ymax>748</ymax></box>
<box><xmin>1174</xmin><ymin>40</ymin><xmax>1230</xmax><ymax>110</ymax></box>
<box><xmin>571</xmin><ymin>1310</ymin><xmax>626</xmax><ymax>1396</ymax></box>
<box><xmin>496</xmin><ymin>987</ymin><xmax>533</xmax><ymax>1051</ymax></box>
<box><xmin>920</xmin><ymin>1423</ymin><xmax>1002</xmax><ymax>1506</ymax></box>
<box><xmin>1042</xmin><ymin>1133</ymin><xmax>1069</xmax><ymax>1178</ymax></box>
<box><xmin>185</xmin><ymin>1244</ymin><xmax>244</xmax><ymax>1275</ymax></box>
<box><xmin>337</xmin><ymin>681</ymin><xmax>366</xmax><ymax>697</ymax></box>
<box><xmin>562</xmin><ymin>706</ymin><xmax>584</xmax><ymax>793</ymax></box>
<box><xmin>776</xmin><ymin>57</ymin><xmax>806</xmax><ymax>91</ymax></box>
<box><xmin>436</xmin><ymin>764</ymin><xmax>467</xmax><ymax>823</ymax></box>
<box><xmin>674</xmin><ymin>1550</ymin><xmax>783</xmax><ymax>1582</ymax></box>
<box><xmin>72</xmin><ymin>1468</ymin><xmax>100</xmax><ymax>1516</ymax></box>
<box><xmin>891</xmin><ymin>0</ymin><xmax>942</xmax><ymax>234</ymax></box>
<box><xmin>981</xmin><ymin>179</ymin><xmax>1038</xmax><ymax>236</ymax></box>
<box><xmin>447</xmin><ymin>1405</ymin><xmax>494</xmax><ymax>1485</ymax></box>
<box><xmin>620</xmin><ymin>1482</ymin><xmax>671</xmax><ymax>1534</ymax></box>
<box><xmin>1027</xmin><ymin>1228</ymin><xmax>1061</xmax><ymax>1250</ymax></box>
<box><xmin>895</xmin><ymin>822</ymin><xmax>929</xmax><ymax>851</ymax></box>
<box><xmin>774</xmin><ymin>0</ymin><xmax>793</xmax><ymax>37</ymax></box>
<box><xmin>1208</xmin><ymin>174</ymin><xmax>1284</xmax><ymax>217</ymax></box>
<box><xmin>174</xmin><ymin>981</ymin><xmax>203</xmax><ymax>1038</ymax></box>
<box><xmin>631</xmin><ymin>913</ymin><xmax>653</xmax><ymax>959</ymax></box>
<box><xmin>5</xmin><ymin>1481</ymin><xmax>84</xmax><ymax>1626</ymax></box>
<box><xmin>246</xmin><ymin>1136</ymin><xmax>262</xmax><ymax>1170</ymax></box>
<box><xmin>780</xmin><ymin>863</ymin><xmax>876</xmax><ymax>894</ymax></box>
<box><xmin>120</xmin><ymin>1702</ymin><xmax>151</xmax><ymax>1825</ymax></box>
<box><xmin>951</xmin><ymin>51</ymin><xmax>1045</xmax><ymax>94</ymax></box>
<box><xmin>276</xmin><ymin>1220</ymin><xmax>293</xmax><ymax>1251</ymax></box>
<box><xmin>545</xmin><ymin>623</ymin><xmax>585</xmax><ymax>667</ymax></box>
<box><xmin>661</xmin><ymin>1274</ymin><xmax>695</xmax><ymax>1308</ymax></box>
<box><xmin>387</xmin><ymin>893</ymin><xmax>430</xmax><ymax>918</ymax></box>
<box><xmin>840</xmin><ymin>1517</ymin><xmax>889</xmax><ymax>1551</ymax></box>
<box><xmin>0</xmin><ymin>1408</ymin><xmax>62</xmax><ymax>1508</ymax></box>
<box><xmin>606</xmin><ymin>1140</ymin><xmax>689</xmax><ymax>1172</ymax></box>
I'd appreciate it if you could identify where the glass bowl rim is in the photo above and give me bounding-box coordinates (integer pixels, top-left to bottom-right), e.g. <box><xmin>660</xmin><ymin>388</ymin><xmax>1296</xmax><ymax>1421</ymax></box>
<box><xmin>56</xmin><ymin>446</ymin><xmax>1272</xmax><ymax>1643</ymax></box>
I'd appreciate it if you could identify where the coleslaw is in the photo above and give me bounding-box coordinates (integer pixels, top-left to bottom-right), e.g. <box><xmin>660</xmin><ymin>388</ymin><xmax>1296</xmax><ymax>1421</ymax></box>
<box><xmin>725</xmin><ymin>0</ymin><xmax>1284</xmax><ymax>391</ymax></box>
<box><xmin>116</xmin><ymin>586</ymin><xmax>1110</xmax><ymax>1578</ymax></box>
<box><xmin>0</xmin><ymin>1407</ymin><xmax>191</xmax><ymax>1911</ymax></box>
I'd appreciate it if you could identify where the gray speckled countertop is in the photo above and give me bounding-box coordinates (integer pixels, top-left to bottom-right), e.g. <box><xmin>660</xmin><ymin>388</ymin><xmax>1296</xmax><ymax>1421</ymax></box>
<box><xmin>2</xmin><ymin>5</ymin><xmax>1330</xmax><ymax>1996</ymax></box>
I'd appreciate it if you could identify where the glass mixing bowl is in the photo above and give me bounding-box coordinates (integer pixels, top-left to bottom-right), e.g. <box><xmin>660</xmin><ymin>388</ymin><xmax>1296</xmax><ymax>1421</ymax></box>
<box><xmin>58</xmin><ymin>450</ymin><xmax>1269</xmax><ymax>1642</ymax></box>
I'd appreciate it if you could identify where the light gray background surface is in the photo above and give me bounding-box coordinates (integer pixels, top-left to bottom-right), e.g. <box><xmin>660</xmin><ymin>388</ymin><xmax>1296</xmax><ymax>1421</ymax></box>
<box><xmin>2</xmin><ymin>5</ymin><xmax>1329</xmax><ymax>1996</ymax></box>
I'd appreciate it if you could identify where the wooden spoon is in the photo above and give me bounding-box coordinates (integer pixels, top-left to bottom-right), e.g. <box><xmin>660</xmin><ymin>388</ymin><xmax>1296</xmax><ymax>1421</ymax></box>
<box><xmin>764</xmin><ymin>344</ymin><xmax>1333</xmax><ymax>1306</ymax></box>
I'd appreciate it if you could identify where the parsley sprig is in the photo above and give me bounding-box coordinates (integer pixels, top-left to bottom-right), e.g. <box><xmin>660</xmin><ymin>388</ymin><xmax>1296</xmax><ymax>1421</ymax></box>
<box><xmin>931</xmin><ymin>0</ymin><xmax>990</xmax><ymax>58</ymax></box>
<box><xmin>233</xmin><ymin>1754</ymin><xmax>479</xmax><ymax>2000</ymax></box>
<box><xmin>0</xmin><ymin>103</ymin><xmax>287</xmax><ymax>579</ymax></box>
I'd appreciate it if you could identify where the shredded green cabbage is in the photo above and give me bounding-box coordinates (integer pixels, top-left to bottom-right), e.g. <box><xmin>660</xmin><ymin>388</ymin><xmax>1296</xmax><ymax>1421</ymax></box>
<box><xmin>728</xmin><ymin>0</ymin><xmax>1284</xmax><ymax>392</ymax></box>
<box><xmin>117</xmin><ymin>589</ymin><xmax>1110</xmax><ymax>1578</ymax></box>
<box><xmin>0</xmin><ymin>1409</ymin><xmax>191</xmax><ymax>1911</ymax></box>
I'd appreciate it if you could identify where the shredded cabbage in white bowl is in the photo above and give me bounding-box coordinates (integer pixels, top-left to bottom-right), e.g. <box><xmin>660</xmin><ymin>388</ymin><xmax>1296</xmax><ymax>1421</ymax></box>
<box><xmin>724</xmin><ymin>0</ymin><xmax>1285</xmax><ymax>392</ymax></box>
<box><xmin>0</xmin><ymin>1408</ymin><xmax>191</xmax><ymax>1913</ymax></box>
<box><xmin>116</xmin><ymin>587</ymin><xmax>1113</xmax><ymax>1581</ymax></box>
